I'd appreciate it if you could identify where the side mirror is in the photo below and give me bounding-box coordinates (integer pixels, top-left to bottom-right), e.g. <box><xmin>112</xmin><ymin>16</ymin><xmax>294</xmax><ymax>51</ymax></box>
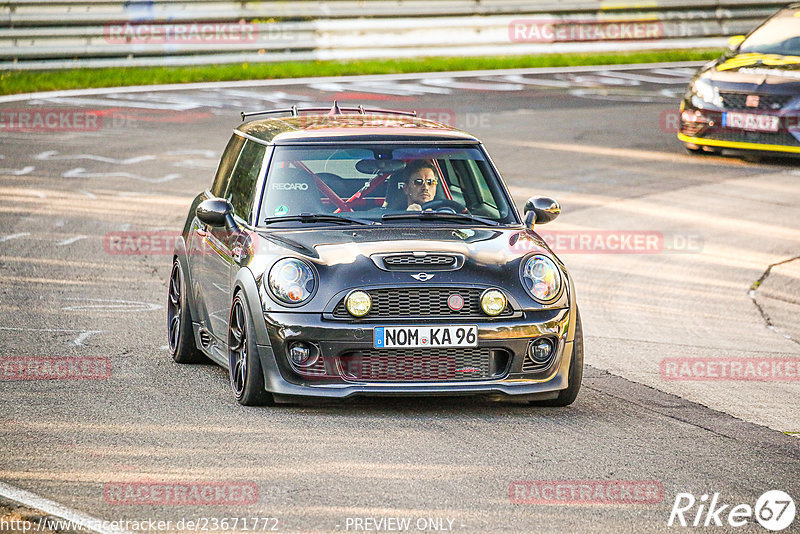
<box><xmin>197</xmin><ymin>198</ymin><xmax>235</xmax><ymax>228</ymax></box>
<box><xmin>728</xmin><ymin>35</ymin><xmax>745</xmax><ymax>50</ymax></box>
<box><xmin>524</xmin><ymin>196</ymin><xmax>561</xmax><ymax>230</ymax></box>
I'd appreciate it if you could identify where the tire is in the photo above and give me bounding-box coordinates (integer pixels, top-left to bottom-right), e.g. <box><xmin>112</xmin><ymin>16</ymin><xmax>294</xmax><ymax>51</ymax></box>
<box><xmin>167</xmin><ymin>260</ymin><xmax>206</xmax><ymax>364</ymax></box>
<box><xmin>684</xmin><ymin>143</ymin><xmax>703</xmax><ymax>154</ymax></box>
<box><xmin>228</xmin><ymin>293</ymin><xmax>273</xmax><ymax>406</ymax></box>
<box><xmin>530</xmin><ymin>309</ymin><xmax>584</xmax><ymax>407</ymax></box>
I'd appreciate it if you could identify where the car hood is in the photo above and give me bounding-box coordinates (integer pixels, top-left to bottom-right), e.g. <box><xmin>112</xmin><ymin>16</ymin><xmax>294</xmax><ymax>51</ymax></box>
<box><xmin>247</xmin><ymin>225</ymin><xmax>566</xmax><ymax>313</ymax></box>
<box><xmin>701</xmin><ymin>52</ymin><xmax>800</xmax><ymax>94</ymax></box>
<box><xmin>253</xmin><ymin>226</ymin><xmax>551</xmax><ymax>263</ymax></box>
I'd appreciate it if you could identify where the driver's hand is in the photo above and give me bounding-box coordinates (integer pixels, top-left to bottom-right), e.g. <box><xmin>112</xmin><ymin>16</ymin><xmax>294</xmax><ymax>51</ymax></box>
<box><xmin>406</xmin><ymin>204</ymin><xmax>422</xmax><ymax>212</ymax></box>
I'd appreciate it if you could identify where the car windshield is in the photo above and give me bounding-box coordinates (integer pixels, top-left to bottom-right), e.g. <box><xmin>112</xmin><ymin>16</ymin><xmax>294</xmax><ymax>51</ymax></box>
<box><xmin>739</xmin><ymin>8</ymin><xmax>800</xmax><ymax>56</ymax></box>
<box><xmin>256</xmin><ymin>144</ymin><xmax>518</xmax><ymax>226</ymax></box>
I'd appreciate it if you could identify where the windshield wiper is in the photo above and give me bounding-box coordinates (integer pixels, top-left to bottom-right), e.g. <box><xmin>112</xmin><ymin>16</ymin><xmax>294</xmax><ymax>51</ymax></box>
<box><xmin>381</xmin><ymin>212</ymin><xmax>499</xmax><ymax>226</ymax></box>
<box><xmin>262</xmin><ymin>213</ymin><xmax>377</xmax><ymax>226</ymax></box>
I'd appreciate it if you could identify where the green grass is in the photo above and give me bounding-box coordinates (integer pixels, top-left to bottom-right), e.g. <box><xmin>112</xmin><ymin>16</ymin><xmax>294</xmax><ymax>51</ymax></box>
<box><xmin>0</xmin><ymin>48</ymin><xmax>721</xmax><ymax>96</ymax></box>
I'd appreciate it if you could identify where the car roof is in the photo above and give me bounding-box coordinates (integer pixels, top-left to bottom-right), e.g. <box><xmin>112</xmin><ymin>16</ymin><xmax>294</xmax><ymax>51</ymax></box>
<box><xmin>236</xmin><ymin>113</ymin><xmax>481</xmax><ymax>145</ymax></box>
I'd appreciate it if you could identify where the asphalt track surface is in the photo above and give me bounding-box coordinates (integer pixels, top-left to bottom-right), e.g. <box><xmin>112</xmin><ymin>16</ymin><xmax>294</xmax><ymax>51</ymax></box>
<box><xmin>1</xmin><ymin>62</ymin><xmax>799</xmax><ymax>533</ymax></box>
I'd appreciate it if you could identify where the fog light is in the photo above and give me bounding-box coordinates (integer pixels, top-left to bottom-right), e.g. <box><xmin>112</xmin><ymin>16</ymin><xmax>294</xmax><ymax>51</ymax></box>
<box><xmin>288</xmin><ymin>342</ymin><xmax>318</xmax><ymax>368</ymax></box>
<box><xmin>530</xmin><ymin>338</ymin><xmax>554</xmax><ymax>364</ymax></box>
<box><xmin>480</xmin><ymin>289</ymin><xmax>507</xmax><ymax>316</ymax></box>
<box><xmin>346</xmin><ymin>290</ymin><xmax>372</xmax><ymax>317</ymax></box>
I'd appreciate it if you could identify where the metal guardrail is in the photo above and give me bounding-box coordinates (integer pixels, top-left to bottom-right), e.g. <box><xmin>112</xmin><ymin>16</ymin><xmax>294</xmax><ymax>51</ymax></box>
<box><xmin>0</xmin><ymin>1</ymin><xmax>788</xmax><ymax>70</ymax></box>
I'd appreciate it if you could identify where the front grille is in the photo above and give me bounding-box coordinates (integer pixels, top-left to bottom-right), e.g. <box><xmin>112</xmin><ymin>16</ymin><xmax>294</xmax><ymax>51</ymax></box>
<box><xmin>720</xmin><ymin>92</ymin><xmax>792</xmax><ymax>111</ymax></box>
<box><xmin>338</xmin><ymin>347</ymin><xmax>509</xmax><ymax>382</ymax></box>
<box><xmin>703</xmin><ymin>129</ymin><xmax>800</xmax><ymax>147</ymax></box>
<box><xmin>383</xmin><ymin>254</ymin><xmax>456</xmax><ymax>269</ymax></box>
<box><xmin>332</xmin><ymin>287</ymin><xmax>514</xmax><ymax>319</ymax></box>
<box><xmin>680</xmin><ymin>122</ymin><xmax>706</xmax><ymax>137</ymax></box>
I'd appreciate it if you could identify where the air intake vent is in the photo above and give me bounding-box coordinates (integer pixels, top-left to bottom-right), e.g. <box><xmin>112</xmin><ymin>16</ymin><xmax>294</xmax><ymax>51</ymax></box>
<box><xmin>199</xmin><ymin>330</ymin><xmax>212</xmax><ymax>348</ymax></box>
<box><xmin>338</xmin><ymin>347</ymin><xmax>511</xmax><ymax>382</ymax></box>
<box><xmin>373</xmin><ymin>253</ymin><xmax>464</xmax><ymax>271</ymax></box>
<box><xmin>332</xmin><ymin>287</ymin><xmax>513</xmax><ymax>319</ymax></box>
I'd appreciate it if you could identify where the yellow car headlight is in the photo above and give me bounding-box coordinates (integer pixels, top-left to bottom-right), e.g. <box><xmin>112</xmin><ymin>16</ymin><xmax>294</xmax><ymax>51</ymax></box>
<box><xmin>346</xmin><ymin>290</ymin><xmax>372</xmax><ymax>317</ymax></box>
<box><xmin>480</xmin><ymin>289</ymin><xmax>507</xmax><ymax>316</ymax></box>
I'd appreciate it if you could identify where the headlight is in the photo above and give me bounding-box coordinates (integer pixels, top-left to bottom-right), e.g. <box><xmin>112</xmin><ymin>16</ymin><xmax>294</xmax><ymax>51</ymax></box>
<box><xmin>267</xmin><ymin>258</ymin><xmax>316</xmax><ymax>305</ymax></box>
<box><xmin>522</xmin><ymin>255</ymin><xmax>562</xmax><ymax>302</ymax></box>
<box><xmin>345</xmin><ymin>290</ymin><xmax>372</xmax><ymax>317</ymax></box>
<box><xmin>691</xmin><ymin>78</ymin><xmax>723</xmax><ymax>108</ymax></box>
<box><xmin>480</xmin><ymin>289</ymin><xmax>507</xmax><ymax>316</ymax></box>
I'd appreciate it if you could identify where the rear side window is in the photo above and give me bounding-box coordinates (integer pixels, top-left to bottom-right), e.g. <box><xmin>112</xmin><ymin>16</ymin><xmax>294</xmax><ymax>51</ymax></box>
<box><xmin>224</xmin><ymin>140</ymin><xmax>267</xmax><ymax>223</ymax></box>
<box><xmin>211</xmin><ymin>134</ymin><xmax>245</xmax><ymax>197</ymax></box>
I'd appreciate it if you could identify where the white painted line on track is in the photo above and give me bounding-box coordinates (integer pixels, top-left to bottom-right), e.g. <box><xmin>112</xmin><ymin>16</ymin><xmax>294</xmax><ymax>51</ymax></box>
<box><xmin>62</xmin><ymin>168</ymin><xmax>181</xmax><ymax>183</ymax></box>
<box><xmin>0</xmin><ymin>61</ymin><xmax>708</xmax><ymax>103</ymax></box>
<box><xmin>500</xmin><ymin>139</ymin><xmax>762</xmax><ymax>167</ymax></box>
<box><xmin>0</xmin><ymin>480</ymin><xmax>131</xmax><ymax>534</ymax></box>
<box><xmin>0</xmin><ymin>326</ymin><xmax>103</xmax><ymax>346</ymax></box>
<box><xmin>61</xmin><ymin>298</ymin><xmax>161</xmax><ymax>313</ymax></box>
<box><xmin>592</xmin><ymin>70</ymin><xmax>691</xmax><ymax>84</ymax></box>
<box><xmin>35</xmin><ymin>151</ymin><xmax>157</xmax><ymax>165</ymax></box>
<box><xmin>0</xmin><ymin>233</ymin><xmax>30</xmax><ymax>243</ymax></box>
<box><xmin>56</xmin><ymin>235</ymin><xmax>88</xmax><ymax>246</ymax></box>
<box><xmin>0</xmin><ymin>166</ymin><xmax>35</xmax><ymax>176</ymax></box>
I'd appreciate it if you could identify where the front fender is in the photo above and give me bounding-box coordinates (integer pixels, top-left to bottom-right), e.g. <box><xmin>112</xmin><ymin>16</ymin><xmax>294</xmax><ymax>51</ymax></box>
<box><xmin>233</xmin><ymin>267</ymin><xmax>272</xmax><ymax>347</ymax></box>
<box><xmin>171</xmin><ymin>235</ymin><xmax>203</xmax><ymax>324</ymax></box>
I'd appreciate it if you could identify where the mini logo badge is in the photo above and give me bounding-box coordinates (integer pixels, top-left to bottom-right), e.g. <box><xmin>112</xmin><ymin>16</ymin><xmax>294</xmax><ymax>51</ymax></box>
<box><xmin>746</xmin><ymin>94</ymin><xmax>760</xmax><ymax>107</ymax></box>
<box><xmin>448</xmin><ymin>294</ymin><xmax>464</xmax><ymax>311</ymax></box>
<box><xmin>411</xmin><ymin>272</ymin><xmax>435</xmax><ymax>282</ymax></box>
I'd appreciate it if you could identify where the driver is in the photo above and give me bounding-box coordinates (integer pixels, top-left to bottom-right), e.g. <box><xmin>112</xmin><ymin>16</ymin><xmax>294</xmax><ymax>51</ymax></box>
<box><xmin>403</xmin><ymin>160</ymin><xmax>439</xmax><ymax>211</ymax></box>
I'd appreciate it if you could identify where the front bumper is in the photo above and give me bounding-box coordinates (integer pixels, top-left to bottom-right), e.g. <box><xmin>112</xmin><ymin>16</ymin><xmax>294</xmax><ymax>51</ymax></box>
<box><xmin>678</xmin><ymin>101</ymin><xmax>800</xmax><ymax>156</ymax></box>
<box><xmin>254</xmin><ymin>308</ymin><xmax>574</xmax><ymax>400</ymax></box>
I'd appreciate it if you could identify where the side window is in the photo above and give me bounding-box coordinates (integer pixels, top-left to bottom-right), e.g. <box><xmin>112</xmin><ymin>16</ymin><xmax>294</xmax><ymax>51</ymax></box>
<box><xmin>211</xmin><ymin>134</ymin><xmax>245</xmax><ymax>197</ymax></box>
<box><xmin>439</xmin><ymin>159</ymin><xmax>465</xmax><ymax>204</ymax></box>
<box><xmin>224</xmin><ymin>140</ymin><xmax>267</xmax><ymax>223</ymax></box>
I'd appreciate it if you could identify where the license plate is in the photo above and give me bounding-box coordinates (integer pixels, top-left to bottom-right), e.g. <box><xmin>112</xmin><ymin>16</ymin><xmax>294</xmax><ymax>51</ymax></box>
<box><xmin>722</xmin><ymin>112</ymin><xmax>779</xmax><ymax>132</ymax></box>
<box><xmin>374</xmin><ymin>325</ymin><xmax>478</xmax><ymax>348</ymax></box>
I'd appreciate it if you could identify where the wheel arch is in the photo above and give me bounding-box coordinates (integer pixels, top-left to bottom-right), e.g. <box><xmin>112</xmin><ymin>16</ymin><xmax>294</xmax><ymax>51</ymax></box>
<box><xmin>232</xmin><ymin>267</ymin><xmax>272</xmax><ymax>347</ymax></box>
<box><xmin>171</xmin><ymin>236</ymin><xmax>202</xmax><ymax>323</ymax></box>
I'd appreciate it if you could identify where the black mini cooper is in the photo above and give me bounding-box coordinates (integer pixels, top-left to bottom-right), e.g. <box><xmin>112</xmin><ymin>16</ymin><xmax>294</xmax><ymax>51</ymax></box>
<box><xmin>167</xmin><ymin>104</ymin><xmax>583</xmax><ymax>406</ymax></box>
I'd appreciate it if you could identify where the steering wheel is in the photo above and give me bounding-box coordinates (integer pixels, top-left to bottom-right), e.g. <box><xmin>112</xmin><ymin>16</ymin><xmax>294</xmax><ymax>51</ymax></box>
<box><xmin>421</xmin><ymin>199</ymin><xmax>468</xmax><ymax>214</ymax></box>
